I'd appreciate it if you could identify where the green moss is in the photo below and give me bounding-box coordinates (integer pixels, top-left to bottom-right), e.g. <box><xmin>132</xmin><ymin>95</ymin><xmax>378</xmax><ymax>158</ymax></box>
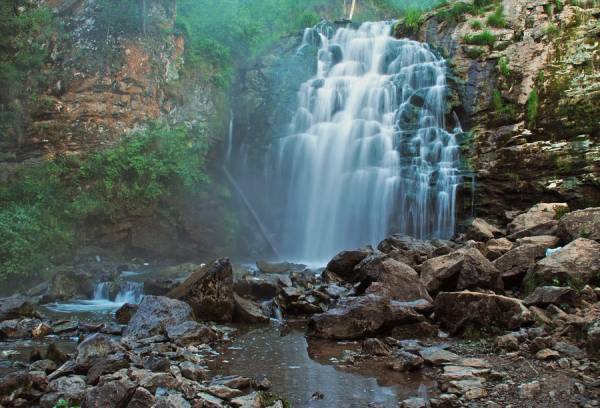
<box><xmin>465</xmin><ymin>46</ymin><xmax>485</xmax><ymax>59</ymax></box>
<box><xmin>463</xmin><ymin>30</ymin><xmax>496</xmax><ymax>47</ymax></box>
<box><xmin>527</xmin><ymin>88</ymin><xmax>539</xmax><ymax>128</ymax></box>
<box><xmin>486</xmin><ymin>5</ymin><xmax>507</xmax><ymax>28</ymax></box>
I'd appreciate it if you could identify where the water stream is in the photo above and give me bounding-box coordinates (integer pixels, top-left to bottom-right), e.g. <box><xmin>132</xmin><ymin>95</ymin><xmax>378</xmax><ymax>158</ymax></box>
<box><xmin>265</xmin><ymin>21</ymin><xmax>461</xmax><ymax>263</ymax></box>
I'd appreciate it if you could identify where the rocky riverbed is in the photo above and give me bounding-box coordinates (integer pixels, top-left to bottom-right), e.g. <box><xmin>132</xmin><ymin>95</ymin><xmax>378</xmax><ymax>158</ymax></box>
<box><xmin>0</xmin><ymin>203</ymin><xmax>599</xmax><ymax>407</ymax></box>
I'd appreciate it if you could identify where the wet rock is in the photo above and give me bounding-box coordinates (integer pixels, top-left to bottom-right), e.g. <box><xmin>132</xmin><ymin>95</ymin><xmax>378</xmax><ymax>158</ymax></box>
<box><xmin>523</xmin><ymin>286</ymin><xmax>577</xmax><ymax>306</ymax></box>
<box><xmin>115</xmin><ymin>303</ymin><xmax>138</xmax><ymax>325</ymax></box>
<box><xmin>388</xmin><ymin>351</ymin><xmax>424</xmax><ymax>372</ymax></box>
<box><xmin>30</xmin><ymin>359</ymin><xmax>57</xmax><ymax>374</ymax></box>
<box><xmin>87</xmin><ymin>356</ymin><xmax>130</xmax><ymax>385</ymax></box>
<box><xmin>507</xmin><ymin>203</ymin><xmax>569</xmax><ymax>239</ymax></box>
<box><xmin>233</xmin><ymin>276</ymin><xmax>278</xmax><ymax>300</ymax></box>
<box><xmin>52</xmin><ymin>320</ymin><xmax>79</xmax><ymax>334</ymax></box>
<box><xmin>493</xmin><ymin>243</ymin><xmax>548</xmax><ymax>286</ymax></box>
<box><xmin>400</xmin><ymin>397</ymin><xmax>427</xmax><ymax>408</ymax></box>
<box><xmin>168</xmin><ymin>258</ymin><xmax>234</xmax><ymax>322</ymax></box>
<box><xmin>40</xmin><ymin>375</ymin><xmax>86</xmax><ymax>408</ymax></box>
<box><xmin>125</xmin><ymin>295</ymin><xmax>192</xmax><ymax>339</ymax></box>
<box><xmin>325</xmin><ymin>246</ymin><xmax>374</xmax><ymax>281</ymax></box>
<box><xmin>0</xmin><ymin>319</ymin><xmax>33</xmax><ymax>339</ymax></box>
<box><xmin>485</xmin><ymin>238</ymin><xmax>513</xmax><ymax>261</ymax></box>
<box><xmin>356</xmin><ymin>255</ymin><xmax>433</xmax><ymax>302</ymax></box>
<box><xmin>466</xmin><ymin>218</ymin><xmax>503</xmax><ymax>241</ymax></box>
<box><xmin>435</xmin><ymin>291</ymin><xmax>533</xmax><ymax>335</ymax></box>
<box><xmin>194</xmin><ymin>392</ymin><xmax>226</xmax><ymax>407</ymax></box>
<box><xmin>211</xmin><ymin>375</ymin><xmax>252</xmax><ymax>390</ymax></box>
<box><xmin>233</xmin><ymin>294</ymin><xmax>270</xmax><ymax>323</ymax></box>
<box><xmin>46</xmin><ymin>343</ymin><xmax>69</xmax><ymax>365</ymax></box>
<box><xmin>155</xmin><ymin>392</ymin><xmax>191</xmax><ymax>408</ymax></box>
<box><xmin>142</xmin><ymin>356</ymin><xmax>171</xmax><ymax>372</ymax></box>
<box><xmin>76</xmin><ymin>333</ymin><xmax>125</xmax><ymax>368</ymax></box>
<box><xmin>377</xmin><ymin>234</ymin><xmax>436</xmax><ymax>257</ymax></box>
<box><xmin>166</xmin><ymin>320</ymin><xmax>217</xmax><ymax>346</ymax></box>
<box><xmin>421</xmin><ymin>248</ymin><xmax>503</xmax><ymax>295</ymax></box>
<box><xmin>131</xmin><ymin>370</ymin><xmax>178</xmax><ymax>393</ymax></box>
<box><xmin>128</xmin><ymin>387</ymin><xmax>156</xmax><ymax>408</ymax></box>
<box><xmin>518</xmin><ymin>380</ymin><xmax>541</xmax><ymax>399</ymax></box>
<box><xmin>208</xmin><ymin>384</ymin><xmax>243</xmax><ymax>400</ymax></box>
<box><xmin>180</xmin><ymin>362</ymin><xmax>209</xmax><ymax>381</ymax></box>
<box><xmin>48</xmin><ymin>269</ymin><xmax>95</xmax><ymax>301</ymax></box>
<box><xmin>557</xmin><ymin>207</ymin><xmax>600</xmax><ymax>242</ymax></box>
<box><xmin>256</xmin><ymin>260</ymin><xmax>306</xmax><ymax>274</ymax></box>
<box><xmin>0</xmin><ymin>295</ymin><xmax>36</xmax><ymax>321</ymax></box>
<box><xmin>419</xmin><ymin>347</ymin><xmax>459</xmax><ymax>365</ymax></box>
<box><xmin>362</xmin><ymin>338</ymin><xmax>392</xmax><ymax>356</ymax></box>
<box><xmin>0</xmin><ymin>370</ymin><xmax>48</xmax><ymax>405</ymax></box>
<box><xmin>308</xmin><ymin>295</ymin><xmax>423</xmax><ymax>340</ymax></box>
<box><xmin>82</xmin><ymin>378</ymin><xmax>136</xmax><ymax>407</ymax></box>
<box><xmin>230</xmin><ymin>391</ymin><xmax>264</xmax><ymax>407</ymax></box>
<box><xmin>527</xmin><ymin>238</ymin><xmax>600</xmax><ymax>285</ymax></box>
<box><xmin>390</xmin><ymin>321</ymin><xmax>438</xmax><ymax>340</ymax></box>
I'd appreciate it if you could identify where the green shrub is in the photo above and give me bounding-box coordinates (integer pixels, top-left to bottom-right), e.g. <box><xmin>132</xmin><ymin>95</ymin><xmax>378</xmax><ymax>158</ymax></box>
<box><xmin>463</xmin><ymin>30</ymin><xmax>496</xmax><ymax>46</ymax></box>
<box><xmin>555</xmin><ymin>0</ymin><xmax>564</xmax><ymax>12</ymax></box>
<box><xmin>498</xmin><ymin>56</ymin><xmax>510</xmax><ymax>77</ymax></box>
<box><xmin>469</xmin><ymin>19</ymin><xmax>483</xmax><ymax>29</ymax></box>
<box><xmin>544</xmin><ymin>3</ymin><xmax>554</xmax><ymax>16</ymax></box>
<box><xmin>486</xmin><ymin>5</ymin><xmax>507</xmax><ymax>28</ymax></box>
<box><xmin>404</xmin><ymin>8</ymin><xmax>424</xmax><ymax>31</ymax></box>
<box><xmin>527</xmin><ymin>88</ymin><xmax>539</xmax><ymax>127</ymax></box>
<box><xmin>439</xmin><ymin>2</ymin><xmax>476</xmax><ymax>23</ymax></box>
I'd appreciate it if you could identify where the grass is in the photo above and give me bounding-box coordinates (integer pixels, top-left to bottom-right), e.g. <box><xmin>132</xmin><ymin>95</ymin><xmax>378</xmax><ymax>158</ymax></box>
<box><xmin>486</xmin><ymin>5</ymin><xmax>507</xmax><ymax>28</ymax></box>
<box><xmin>554</xmin><ymin>206</ymin><xmax>570</xmax><ymax>219</ymax></box>
<box><xmin>544</xmin><ymin>23</ymin><xmax>560</xmax><ymax>38</ymax></box>
<box><xmin>469</xmin><ymin>19</ymin><xmax>483</xmax><ymax>29</ymax></box>
<box><xmin>527</xmin><ymin>88</ymin><xmax>539</xmax><ymax>127</ymax></box>
<box><xmin>463</xmin><ymin>29</ymin><xmax>496</xmax><ymax>47</ymax></box>
<box><xmin>498</xmin><ymin>56</ymin><xmax>510</xmax><ymax>77</ymax></box>
<box><xmin>404</xmin><ymin>8</ymin><xmax>423</xmax><ymax>32</ymax></box>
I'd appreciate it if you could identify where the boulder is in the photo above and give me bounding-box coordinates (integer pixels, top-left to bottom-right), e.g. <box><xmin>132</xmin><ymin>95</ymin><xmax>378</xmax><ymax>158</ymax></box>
<box><xmin>128</xmin><ymin>387</ymin><xmax>156</xmax><ymax>408</ymax></box>
<box><xmin>557</xmin><ymin>207</ymin><xmax>600</xmax><ymax>242</ymax></box>
<box><xmin>233</xmin><ymin>294</ymin><xmax>270</xmax><ymax>323</ymax></box>
<box><xmin>507</xmin><ymin>203</ymin><xmax>568</xmax><ymax>239</ymax></box>
<box><xmin>325</xmin><ymin>246</ymin><xmax>374</xmax><ymax>281</ymax></box>
<box><xmin>466</xmin><ymin>218</ymin><xmax>503</xmax><ymax>241</ymax></box>
<box><xmin>165</xmin><ymin>320</ymin><xmax>217</xmax><ymax>346</ymax></box>
<box><xmin>39</xmin><ymin>375</ymin><xmax>86</xmax><ymax>408</ymax></box>
<box><xmin>587</xmin><ymin>319</ymin><xmax>600</xmax><ymax>354</ymax></box>
<box><xmin>76</xmin><ymin>333</ymin><xmax>125</xmax><ymax>368</ymax></box>
<box><xmin>362</xmin><ymin>338</ymin><xmax>392</xmax><ymax>356</ymax></box>
<box><xmin>0</xmin><ymin>295</ymin><xmax>36</xmax><ymax>321</ymax></box>
<box><xmin>125</xmin><ymin>296</ymin><xmax>193</xmax><ymax>339</ymax></box>
<box><xmin>435</xmin><ymin>291</ymin><xmax>533</xmax><ymax>335</ymax></box>
<box><xmin>527</xmin><ymin>238</ymin><xmax>600</xmax><ymax>285</ymax></box>
<box><xmin>308</xmin><ymin>295</ymin><xmax>423</xmax><ymax>340</ymax></box>
<box><xmin>355</xmin><ymin>255</ymin><xmax>432</xmax><ymax>302</ymax></box>
<box><xmin>0</xmin><ymin>370</ymin><xmax>48</xmax><ymax>405</ymax></box>
<box><xmin>233</xmin><ymin>275</ymin><xmax>278</xmax><ymax>300</ymax></box>
<box><xmin>493</xmin><ymin>244</ymin><xmax>547</xmax><ymax>286</ymax></box>
<box><xmin>115</xmin><ymin>303</ymin><xmax>138</xmax><ymax>325</ymax></box>
<box><xmin>388</xmin><ymin>351</ymin><xmax>424</xmax><ymax>372</ymax></box>
<box><xmin>485</xmin><ymin>238</ymin><xmax>513</xmax><ymax>261</ymax></box>
<box><xmin>255</xmin><ymin>261</ymin><xmax>306</xmax><ymax>274</ymax></box>
<box><xmin>82</xmin><ymin>378</ymin><xmax>136</xmax><ymax>408</ymax></box>
<box><xmin>144</xmin><ymin>278</ymin><xmax>182</xmax><ymax>296</ymax></box>
<box><xmin>421</xmin><ymin>248</ymin><xmax>503</xmax><ymax>295</ymax></box>
<box><xmin>48</xmin><ymin>269</ymin><xmax>95</xmax><ymax>301</ymax></box>
<box><xmin>168</xmin><ymin>258</ymin><xmax>234</xmax><ymax>322</ymax></box>
<box><xmin>523</xmin><ymin>286</ymin><xmax>578</xmax><ymax>306</ymax></box>
<box><xmin>515</xmin><ymin>235</ymin><xmax>560</xmax><ymax>248</ymax></box>
<box><xmin>377</xmin><ymin>234</ymin><xmax>437</xmax><ymax>266</ymax></box>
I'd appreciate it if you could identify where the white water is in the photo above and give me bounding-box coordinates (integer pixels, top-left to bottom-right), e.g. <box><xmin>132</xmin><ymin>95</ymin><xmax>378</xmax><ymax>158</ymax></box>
<box><xmin>46</xmin><ymin>281</ymin><xmax>144</xmax><ymax>313</ymax></box>
<box><xmin>266</xmin><ymin>21</ymin><xmax>461</xmax><ymax>262</ymax></box>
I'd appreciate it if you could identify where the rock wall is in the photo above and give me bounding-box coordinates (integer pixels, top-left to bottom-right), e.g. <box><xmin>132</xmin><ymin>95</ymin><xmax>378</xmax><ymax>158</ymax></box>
<box><xmin>404</xmin><ymin>0</ymin><xmax>600</xmax><ymax>223</ymax></box>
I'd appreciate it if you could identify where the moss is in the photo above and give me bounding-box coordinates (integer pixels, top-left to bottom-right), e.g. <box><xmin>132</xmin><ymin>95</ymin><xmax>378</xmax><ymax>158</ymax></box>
<box><xmin>465</xmin><ymin>46</ymin><xmax>485</xmax><ymax>59</ymax></box>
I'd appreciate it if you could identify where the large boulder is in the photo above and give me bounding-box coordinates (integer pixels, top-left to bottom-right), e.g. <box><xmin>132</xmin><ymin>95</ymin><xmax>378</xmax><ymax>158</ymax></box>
<box><xmin>485</xmin><ymin>238</ymin><xmax>513</xmax><ymax>261</ymax></box>
<box><xmin>506</xmin><ymin>203</ymin><xmax>569</xmax><ymax>239</ymax></box>
<box><xmin>165</xmin><ymin>320</ymin><xmax>218</xmax><ymax>345</ymax></box>
<box><xmin>355</xmin><ymin>255</ymin><xmax>432</xmax><ymax>302</ymax></box>
<box><xmin>82</xmin><ymin>378</ymin><xmax>136</xmax><ymax>408</ymax></box>
<box><xmin>233</xmin><ymin>294</ymin><xmax>270</xmax><ymax>323</ymax></box>
<box><xmin>435</xmin><ymin>291</ymin><xmax>533</xmax><ymax>335</ymax></box>
<box><xmin>527</xmin><ymin>238</ymin><xmax>600</xmax><ymax>285</ymax></box>
<box><xmin>557</xmin><ymin>207</ymin><xmax>600</xmax><ymax>242</ymax></box>
<box><xmin>168</xmin><ymin>258</ymin><xmax>234</xmax><ymax>322</ymax></box>
<box><xmin>0</xmin><ymin>295</ymin><xmax>36</xmax><ymax>321</ymax></box>
<box><xmin>421</xmin><ymin>248</ymin><xmax>503</xmax><ymax>295</ymax></box>
<box><xmin>255</xmin><ymin>260</ymin><xmax>306</xmax><ymax>274</ymax></box>
<box><xmin>523</xmin><ymin>286</ymin><xmax>578</xmax><ymax>306</ymax></box>
<box><xmin>466</xmin><ymin>218</ymin><xmax>503</xmax><ymax>242</ymax></box>
<box><xmin>308</xmin><ymin>295</ymin><xmax>424</xmax><ymax>340</ymax></box>
<box><xmin>76</xmin><ymin>333</ymin><xmax>125</xmax><ymax>368</ymax></box>
<box><xmin>125</xmin><ymin>296</ymin><xmax>193</xmax><ymax>339</ymax></box>
<box><xmin>377</xmin><ymin>234</ymin><xmax>437</xmax><ymax>266</ymax></box>
<box><xmin>325</xmin><ymin>246</ymin><xmax>374</xmax><ymax>281</ymax></box>
<box><xmin>493</xmin><ymin>243</ymin><xmax>548</xmax><ymax>286</ymax></box>
<box><xmin>47</xmin><ymin>269</ymin><xmax>95</xmax><ymax>301</ymax></box>
<box><xmin>39</xmin><ymin>375</ymin><xmax>86</xmax><ymax>408</ymax></box>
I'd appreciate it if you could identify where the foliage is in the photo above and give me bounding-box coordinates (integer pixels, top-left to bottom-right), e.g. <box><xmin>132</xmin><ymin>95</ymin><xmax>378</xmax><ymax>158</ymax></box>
<box><xmin>544</xmin><ymin>23</ymin><xmax>560</xmax><ymax>38</ymax></box>
<box><xmin>527</xmin><ymin>88</ymin><xmax>539</xmax><ymax>127</ymax></box>
<box><xmin>438</xmin><ymin>0</ymin><xmax>493</xmax><ymax>23</ymax></box>
<box><xmin>555</xmin><ymin>0</ymin><xmax>564</xmax><ymax>12</ymax></box>
<box><xmin>554</xmin><ymin>206</ymin><xmax>570</xmax><ymax>220</ymax></box>
<box><xmin>469</xmin><ymin>19</ymin><xmax>483</xmax><ymax>29</ymax></box>
<box><xmin>498</xmin><ymin>56</ymin><xmax>510</xmax><ymax>77</ymax></box>
<box><xmin>53</xmin><ymin>399</ymin><xmax>80</xmax><ymax>408</ymax></box>
<box><xmin>404</xmin><ymin>8</ymin><xmax>424</xmax><ymax>32</ymax></box>
<box><xmin>463</xmin><ymin>30</ymin><xmax>496</xmax><ymax>47</ymax></box>
<box><xmin>544</xmin><ymin>3</ymin><xmax>554</xmax><ymax>16</ymax></box>
<box><xmin>465</xmin><ymin>46</ymin><xmax>484</xmax><ymax>59</ymax></box>
<box><xmin>486</xmin><ymin>5</ymin><xmax>507</xmax><ymax>28</ymax></box>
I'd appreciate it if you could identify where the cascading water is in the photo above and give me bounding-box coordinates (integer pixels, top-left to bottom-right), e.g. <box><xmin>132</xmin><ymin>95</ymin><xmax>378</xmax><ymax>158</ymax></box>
<box><xmin>46</xmin><ymin>281</ymin><xmax>144</xmax><ymax>313</ymax></box>
<box><xmin>266</xmin><ymin>21</ymin><xmax>461</xmax><ymax>262</ymax></box>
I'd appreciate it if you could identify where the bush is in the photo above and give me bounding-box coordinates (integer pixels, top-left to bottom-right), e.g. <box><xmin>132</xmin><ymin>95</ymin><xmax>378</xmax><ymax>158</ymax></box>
<box><xmin>404</xmin><ymin>8</ymin><xmax>423</xmax><ymax>31</ymax></box>
<box><xmin>463</xmin><ymin>30</ymin><xmax>496</xmax><ymax>46</ymax></box>
<box><xmin>486</xmin><ymin>5</ymin><xmax>507</xmax><ymax>28</ymax></box>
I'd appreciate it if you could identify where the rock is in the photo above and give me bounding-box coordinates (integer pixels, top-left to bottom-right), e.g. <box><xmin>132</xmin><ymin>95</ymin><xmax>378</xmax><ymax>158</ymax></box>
<box><xmin>155</xmin><ymin>392</ymin><xmax>191</xmax><ymax>408</ymax></box>
<box><xmin>211</xmin><ymin>375</ymin><xmax>252</xmax><ymax>390</ymax></box>
<box><xmin>400</xmin><ymin>397</ymin><xmax>427</xmax><ymax>408</ymax></box>
<box><xmin>362</xmin><ymin>338</ymin><xmax>392</xmax><ymax>356</ymax></box>
<box><xmin>40</xmin><ymin>375</ymin><xmax>86</xmax><ymax>408</ymax></box>
<box><xmin>516</xmin><ymin>235</ymin><xmax>560</xmax><ymax>248</ymax></box>
<box><xmin>256</xmin><ymin>261</ymin><xmax>306</xmax><ymax>274</ymax></box>
<box><xmin>308</xmin><ymin>295</ymin><xmax>423</xmax><ymax>340</ymax></box>
<box><xmin>46</xmin><ymin>343</ymin><xmax>69</xmax><ymax>365</ymax></box>
<box><xmin>495</xmin><ymin>334</ymin><xmax>519</xmax><ymax>351</ymax></box>
<box><xmin>30</xmin><ymin>359</ymin><xmax>57</xmax><ymax>374</ymax></box>
<box><xmin>435</xmin><ymin>291</ymin><xmax>533</xmax><ymax>335</ymax></box>
<box><xmin>125</xmin><ymin>295</ymin><xmax>193</xmax><ymax>339</ymax></box>
<box><xmin>523</xmin><ymin>286</ymin><xmax>577</xmax><ymax>306</ymax></box>
<box><xmin>48</xmin><ymin>269</ymin><xmax>95</xmax><ymax>301</ymax></box>
<box><xmin>233</xmin><ymin>276</ymin><xmax>278</xmax><ymax>300</ymax></box>
<box><xmin>208</xmin><ymin>384</ymin><xmax>243</xmax><ymax>400</ymax></box>
<box><xmin>128</xmin><ymin>387</ymin><xmax>156</xmax><ymax>408</ymax></box>
<box><xmin>557</xmin><ymin>207</ymin><xmax>600</xmax><ymax>242</ymax></box>
<box><xmin>388</xmin><ymin>351</ymin><xmax>424</xmax><ymax>372</ymax></box>
<box><xmin>0</xmin><ymin>370</ymin><xmax>48</xmax><ymax>404</ymax></box>
<box><xmin>180</xmin><ymin>362</ymin><xmax>209</xmax><ymax>381</ymax></box>
<box><xmin>76</xmin><ymin>333</ymin><xmax>125</xmax><ymax>368</ymax></box>
<box><xmin>466</xmin><ymin>218</ymin><xmax>503</xmax><ymax>241</ymax></box>
<box><xmin>518</xmin><ymin>380</ymin><xmax>541</xmax><ymax>399</ymax></box>
<box><xmin>144</xmin><ymin>278</ymin><xmax>183</xmax><ymax>296</ymax></box>
<box><xmin>32</xmin><ymin>322</ymin><xmax>52</xmax><ymax>338</ymax></box>
<box><xmin>377</xmin><ymin>234</ymin><xmax>436</xmax><ymax>257</ymax></box>
<box><xmin>230</xmin><ymin>391</ymin><xmax>263</xmax><ymax>407</ymax></box>
<box><xmin>168</xmin><ymin>258</ymin><xmax>235</xmax><ymax>322</ymax></box>
<box><xmin>493</xmin><ymin>243</ymin><xmax>548</xmax><ymax>286</ymax></box>
<box><xmin>0</xmin><ymin>319</ymin><xmax>33</xmax><ymax>339</ymax></box>
<box><xmin>485</xmin><ymin>238</ymin><xmax>513</xmax><ymax>261</ymax></box>
<box><xmin>166</xmin><ymin>321</ymin><xmax>217</xmax><ymax>346</ymax></box>
<box><xmin>535</xmin><ymin>348</ymin><xmax>559</xmax><ymax>360</ymax></box>
<box><xmin>87</xmin><ymin>356</ymin><xmax>130</xmax><ymax>385</ymax></box>
<box><xmin>0</xmin><ymin>295</ymin><xmax>36</xmax><ymax>321</ymax></box>
<box><xmin>527</xmin><ymin>238</ymin><xmax>600</xmax><ymax>285</ymax></box>
<box><xmin>355</xmin><ymin>255</ymin><xmax>432</xmax><ymax>302</ymax></box>
<box><xmin>587</xmin><ymin>319</ymin><xmax>600</xmax><ymax>354</ymax></box>
<box><xmin>82</xmin><ymin>378</ymin><xmax>136</xmax><ymax>407</ymax></box>
<box><xmin>233</xmin><ymin>294</ymin><xmax>270</xmax><ymax>323</ymax></box>
<box><xmin>194</xmin><ymin>392</ymin><xmax>226</xmax><ymax>407</ymax></box>
<box><xmin>115</xmin><ymin>303</ymin><xmax>138</xmax><ymax>325</ymax></box>
<box><xmin>142</xmin><ymin>356</ymin><xmax>171</xmax><ymax>373</ymax></box>
<box><xmin>421</xmin><ymin>248</ymin><xmax>503</xmax><ymax>295</ymax></box>
<box><xmin>507</xmin><ymin>203</ymin><xmax>569</xmax><ymax>239</ymax></box>
<box><xmin>418</xmin><ymin>347</ymin><xmax>460</xmax><ymax>365</ymax></box>
<box><xmin>390</xmin><ymin>321</ymin><xmax>438</xmax><ymax>339</ymax></box>
<box><xmin>325</xmin><ymin>246</ymin><xmax>374</xmax><ymax>281</ymax></box>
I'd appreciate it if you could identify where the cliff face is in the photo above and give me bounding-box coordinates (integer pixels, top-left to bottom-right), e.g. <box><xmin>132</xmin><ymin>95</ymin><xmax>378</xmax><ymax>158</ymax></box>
<box><xmin>408</xmin><ymin>0</ymin><xmax>600</xmax><ymax>222</ymax></box>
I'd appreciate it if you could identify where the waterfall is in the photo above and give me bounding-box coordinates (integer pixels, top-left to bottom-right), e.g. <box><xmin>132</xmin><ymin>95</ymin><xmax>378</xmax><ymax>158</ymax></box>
<box><xmin>115</xmin><ymin>281</ymin><xmax>144</xmax><ymax>304</ymax></box>
<box><xmin>93</xmin><ymin>282</ymin><xmax>110</xmax><ymax>300</ymax></box>
<box><xmin>266</xmin><ymin>21</ymin><xmax>461</xmax><ymax>262</ymax></box>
